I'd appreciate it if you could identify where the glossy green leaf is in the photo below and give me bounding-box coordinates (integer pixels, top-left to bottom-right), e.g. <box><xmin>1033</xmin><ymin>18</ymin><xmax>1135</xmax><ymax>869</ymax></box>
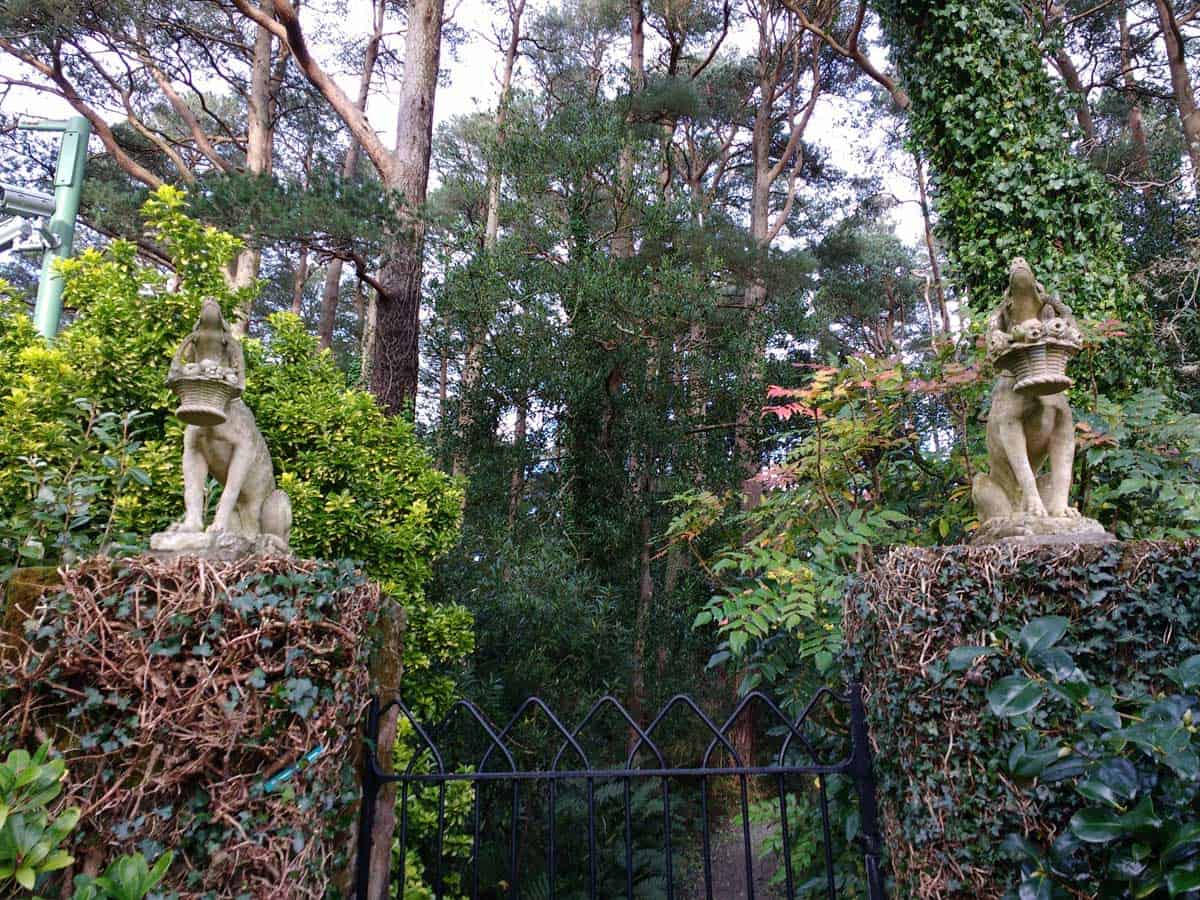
<box><xmin>988</xmin><ymin>675</ymin><xmax>1044</xmax><ymax>718</ymax></box>
<box><xmin>1163</xmin><ymin>822</ymin><xmax>1200</xmax><ymax>865</ymax></box>
<box><xmin>948</xmin><ymin>646</ymin><xmax>998</xmax><ymax>671</ymax></box>
<box><xmin>1070</xmin><ymin>808</ymin><xmax>1125</xmax><ymax>843</ymax></box>
<box><xmin>1018</xmin><ymin>617</ymin><xmax>1069</xmax><ymax>656</ymax></box>
<box><xmin>1166</xmin><ymin>655</ymin><xmax>1200</xmax><ymax>691</ymax></box>
<box><xmin>1166</xmin><ymin>866</ymin><xmax>1200</xmax><ymax>896</ymax></box>
<box><xmin>14</xmin><ymin>865</ymin><xmax>35</xmax><ymax>890</ymax></box>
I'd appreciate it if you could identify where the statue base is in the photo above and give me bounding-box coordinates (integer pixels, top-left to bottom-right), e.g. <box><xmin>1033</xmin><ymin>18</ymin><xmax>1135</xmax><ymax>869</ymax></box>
<box><xmin>148</xmin><ymin>529</ymin><xmax>289</xmax><ymax>561</ymax></box>
<box><xmin>971</xmin><ymin>513</ymin><xmax>1113</xmax><ymax>546</ymax></box>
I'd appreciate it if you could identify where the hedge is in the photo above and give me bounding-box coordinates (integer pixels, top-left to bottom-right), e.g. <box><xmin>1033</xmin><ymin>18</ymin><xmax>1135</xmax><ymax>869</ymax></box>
<box><xmin>0</xmin><ymin>555</ymin><xmax>400</xmax><ymax>898</ymax></box>
<box><xmin>845</xmin><ymin>541</ymin><xmax>1200</xmax><ymax>898</ymax></box>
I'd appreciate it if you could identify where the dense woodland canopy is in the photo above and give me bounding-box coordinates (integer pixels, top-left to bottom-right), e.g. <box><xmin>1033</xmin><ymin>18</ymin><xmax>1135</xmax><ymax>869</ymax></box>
<box><xmin>2</xmin><ymin>0</ymin><xmax>1200</xmax><ymax>719</ymax></box>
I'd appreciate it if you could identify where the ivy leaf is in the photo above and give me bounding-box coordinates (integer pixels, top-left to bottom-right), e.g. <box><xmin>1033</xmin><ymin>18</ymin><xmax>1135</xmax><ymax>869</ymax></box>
<box><xmin>1077</xmin><ymin>777</ymin><xmax>1121</xmax><ymax>810</ymax></box>
<box><xmin>1030</xmin><ymin>648</ymin><xmax>1079</xmax><ymax>683</ymax></box>
<box><xmin>1017</xmin><ymin>617</ymin><xmax>1069</xmax><ymax>656</ymax></box>
<box><xmin>1017</xmin><ymin>872</ymin><xmax>1057</xmax><ymax>900</ymax></box>
<box><xmin>1165</xmin><ymin>654</ymin><xmax>1200</xmax><ymax>691</ymax></box>
<box><xmin>1077</xmin><ymin>759</ymin><xmax>1138</xmax><ymax>809</ymax></box>
<box><xmin>1002</xmin><ymin>832</ymin><xmax>1045</xmax><ymax>863</ymax></box>
<box><xmin>948</xmin><ymin>646</ymin><xmax>998</xmax><ymax>671</ymax></box>
<box><xmin>1070</xmin><ymin>808</ymin><xmax>1125</xmax><ymax>843</ymax></box>
<box><xmin>1109</xmin><ymin>844</ymin><xmax>1149</xmax><ymax>880</ymax></box>
<box><xmin>988</xmin><ymin>675</ymin><xmax>1044</xmax><ymax>718</ymax></box>
<box><xmin>1163</xmin><ymin>822</ymin><xmax>1200</xmax><ymax>866</ymax></box>
<box><xmin>1040</xmin><ymin>756</ymin><xmax>1085</xmax><ymax>783</ymax></box>
<box><xmin>1008</xmin><ymin>740</ymin><xmax>1061</xmax><ymax>779</ymax></box>
<box><xmin>1166</xmin><ymin>866</ymin><xmax>1200</xmax><ymax>896</ymax></box>
<box><xmin>1121</xmin><ymin>797</ymin><xmax>1163</xmax><ymax>839</ymax></box>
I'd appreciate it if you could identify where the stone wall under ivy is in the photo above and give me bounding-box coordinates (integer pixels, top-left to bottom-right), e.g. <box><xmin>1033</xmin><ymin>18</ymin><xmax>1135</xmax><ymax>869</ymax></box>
<box><xmin>845</xmin><ymin>541</ymin><xmax>1200</xmax><ymax>897</ymax></box>
<box><xmin>0</xmin><ymin>555</ymin><xmax>402</xmax><ymax>899</ymax></box>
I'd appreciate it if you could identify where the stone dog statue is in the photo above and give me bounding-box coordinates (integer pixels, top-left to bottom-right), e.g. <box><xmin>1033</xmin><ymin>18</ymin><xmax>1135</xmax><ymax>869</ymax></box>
<box><xmin>150</xmin><ymin>299</ymin><xmax>292</xmax><ymax>558</ymax></box>
<box><xmin>971</xmin><ymin>258</ymin><xmax>1108</xmax><ymax>544</ymax></box>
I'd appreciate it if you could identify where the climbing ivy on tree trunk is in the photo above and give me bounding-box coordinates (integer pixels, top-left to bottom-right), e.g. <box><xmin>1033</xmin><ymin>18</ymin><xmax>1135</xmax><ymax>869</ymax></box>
<box><xmin>875</xmin><ymin>0</ymin><xmax>1165</xmax><ymax>395</ymax></box>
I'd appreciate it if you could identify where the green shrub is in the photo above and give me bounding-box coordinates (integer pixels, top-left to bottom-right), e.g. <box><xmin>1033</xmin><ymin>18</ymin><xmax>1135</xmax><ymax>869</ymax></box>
<box><xmin>69</xmin><ymin>851</ymin><xmax>173</xmax><ymax>900</ymax></box>
<box><xmin>0</xmin><ymin>744</ymin><xmax>78</xmax><ymax>892</ymax></box>
<box><xmin>844</xmin><ymin>541</ymin><xmax>1200</xmax><ymax>899</ymax></box>
<box><xmin>1077</xmin><ymin>390</ymin><xmax>1200</xmax><ymax>540</ymax></box>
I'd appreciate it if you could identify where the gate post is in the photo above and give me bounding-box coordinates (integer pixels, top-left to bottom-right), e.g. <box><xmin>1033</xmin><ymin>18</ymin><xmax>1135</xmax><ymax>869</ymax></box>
<box><xmin>848</xmin><ymin>683</ymin><xmax>887</xmax><ymax>900</ymax></box>
<box><xmin>354</xmin><ymin>697</ymin><xmax>381</xmax><ymax>900</ymax></box>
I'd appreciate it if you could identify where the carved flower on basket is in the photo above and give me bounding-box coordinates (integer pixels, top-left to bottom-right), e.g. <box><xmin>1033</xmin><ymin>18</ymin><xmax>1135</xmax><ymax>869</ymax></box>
<box><xmin>1011</xmin><ymin>319</ymin><xmax>1044</xmax><ymax>343</ymax></box>
<box><xmin>988</xmin><ymin>330</ymin><xmax>1012</xmax><ymax>355</ymax></box>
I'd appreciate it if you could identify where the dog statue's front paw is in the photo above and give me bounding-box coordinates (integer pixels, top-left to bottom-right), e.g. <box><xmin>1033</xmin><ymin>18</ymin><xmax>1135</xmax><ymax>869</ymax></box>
<box><xmin>167</xmin><ymin>518</ymin><xmax>204</xmax><ymax>533</ymax></box>
<box><xmin>1020</xmin><ymin>495</ymin><xmax>1048</xmax><ymax>517</ymax></box>
<box><xmin>1045</xmin><ymin>504</ymin><xmax>1083</xmax><ymax>519</ymax></box>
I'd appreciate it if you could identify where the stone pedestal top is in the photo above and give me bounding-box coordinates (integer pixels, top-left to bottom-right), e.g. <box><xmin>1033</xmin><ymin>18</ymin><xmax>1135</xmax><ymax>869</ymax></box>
<box><xmin>970</xmin><ymin>512</ymin><xmax>1113</xmax><ymax>546</ymax></box>
<box><xmin>149</xmin><ymin>529</ymin><xmax>289</xmax><ymax>562</ymax></box>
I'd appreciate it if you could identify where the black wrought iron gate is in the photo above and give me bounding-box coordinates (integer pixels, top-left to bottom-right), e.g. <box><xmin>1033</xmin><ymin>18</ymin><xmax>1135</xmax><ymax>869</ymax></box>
<box><xmin>354</xmin><ymin>686</ymin><xmax>886</xmax><ymax>899</ymax></box>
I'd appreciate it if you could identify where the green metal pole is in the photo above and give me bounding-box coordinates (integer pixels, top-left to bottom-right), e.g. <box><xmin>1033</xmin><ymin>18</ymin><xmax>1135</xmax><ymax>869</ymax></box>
<box><xmin>21</xmin><ymin>116</ymin><xmax>90</xmax><ymax>339</ymax></box>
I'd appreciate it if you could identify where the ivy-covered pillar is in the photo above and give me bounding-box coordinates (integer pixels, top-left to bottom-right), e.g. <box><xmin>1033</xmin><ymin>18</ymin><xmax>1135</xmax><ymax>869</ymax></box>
<box><xmin>875</xmin><ymin>0</ymin><xmax>1164</xmax><ymax>395</ymax></box>
<box><xmin>1</xmin><ymin>556</ymin><xmax>399</xmax><ymax>897</ymax></box>
<box><xmin>845</xmin><ymin>541</ymin><xmax>1200</xmax><ymax>897</ymax></box>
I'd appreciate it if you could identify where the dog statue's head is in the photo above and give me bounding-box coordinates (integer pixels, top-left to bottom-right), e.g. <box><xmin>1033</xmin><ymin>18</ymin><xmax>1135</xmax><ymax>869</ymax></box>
<box><xmin>1008</xmin><ymin>257</ymin><xmax>1036</xmax><ymax>290</ymax></box>
<box><xmin>196</xmin><ymin>297</ymin><xmax>226</xmax><ymax>331</ymax></box>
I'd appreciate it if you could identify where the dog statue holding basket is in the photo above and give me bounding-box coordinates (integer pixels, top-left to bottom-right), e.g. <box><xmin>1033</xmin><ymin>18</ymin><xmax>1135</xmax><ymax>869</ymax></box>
<box><xmin>971</xmin><ymin>257</ymin><xmax>1109</xmax><ymax>544</ymax></box>
<box><xmin>150</xmin><ymin>299</ymin><xmax>292</xmax><ymax>558</ymax></box>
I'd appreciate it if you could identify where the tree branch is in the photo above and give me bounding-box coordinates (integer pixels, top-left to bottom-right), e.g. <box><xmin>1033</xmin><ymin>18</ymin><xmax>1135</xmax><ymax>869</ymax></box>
<box><xmin>134</xmin><ymin>30</ymin><xmax>233</xmax><ymax>173</ymax></box>
<box><xmin>0</xmin><ymin>35</ymin><xmax>165</xmax><ymax>187</ymax></box>
<box><xmin>229</xmin><ymin>0</ymin><xmax>397</xmax><ymax>182</ymax></box>
<box><xmin>779</xmin><ymin>0</ymin><xmax>910</xmax><ymax>110</ymax></box>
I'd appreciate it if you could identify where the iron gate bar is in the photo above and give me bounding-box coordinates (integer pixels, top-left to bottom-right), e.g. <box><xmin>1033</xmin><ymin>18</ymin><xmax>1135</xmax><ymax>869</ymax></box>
<box><xmin>354</xmin><ymin>685</ymin><xmax>887</xmax><ymax>900</ymax></box>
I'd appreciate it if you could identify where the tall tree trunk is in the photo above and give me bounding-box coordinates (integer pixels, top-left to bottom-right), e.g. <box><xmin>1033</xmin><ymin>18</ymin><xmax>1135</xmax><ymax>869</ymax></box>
<box><xmin>456</xmin><ymin>0</ymin><xmax>525</xmax><ymax>475</ymax></box>
<box><xmin>231</xmin><ymin>0</ymin><xmax>275</xmax><ymax>337</ymax></box>
<box><xmin>506</xmin><ymin>394</ymin><xmax>528</xmax><ymax>529</ymax></box>
<box><xmin>735</xmin><ymin>22</ymin><xmax>783</xmax><ymax>508</ymax></box>
<box><xmin>291</xmin><ymin>244</ymin><xmax>309</xmax><ymax>315</ymax></box>
<box><xmin>370</xmin><ymin>0</ymin><xmax>445</xmax><ymax>413</ymax></box>
<box><xmin>915</xmin><ymin>155</ymin><xmax>951</xmax><ymax>335</ymax></box>
<box><xmin>1154</xmin><ymin>0</ymin><xmax>1200</xmax><ymax>185</ymax></box>
<box><xmin>438</xmin><ymin>349</ymin><xmax>449</xmax><ymax>428</ymax></box>
<box><xmin>484</xmin><ymin>0</ymin><xmax>524</xmax><ymax>249</ymax></box>
<box><xmin>1120</xmin><ymin>1</ymin><xmax>1151</xmax><ymax>180</ymax></box>
<box><xmin>620</xmin><ymin>0</ymin><xmax>652</xmax><ymax>735</ymax></box>
<box><xmin>730</xmin><ymin>14</ymin><xmax>818</xmax><ymax>763</ymax></box>
<box><xmin>1053</xmin><ymin>47</ymin><xmax>1096</xmax><ymax>146</ymax></box>
<box><xmin>611</xmin><ymin>0</ymin><xmax>645</xmax><ymax>258</ymax></box>
<box><xmin>318</xmin><ymin>0</ymin><xmax>385</xmax><ymax>350</ymax></box>
<box><xmin>629</xmin><ymin>479</ymin><xmax>654</xmax><ymax>730</ymax></box>
<box><xmin>362</xmin><ymin>292</ymin><xmax>378</xmax><ymax>385</ymax></box>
